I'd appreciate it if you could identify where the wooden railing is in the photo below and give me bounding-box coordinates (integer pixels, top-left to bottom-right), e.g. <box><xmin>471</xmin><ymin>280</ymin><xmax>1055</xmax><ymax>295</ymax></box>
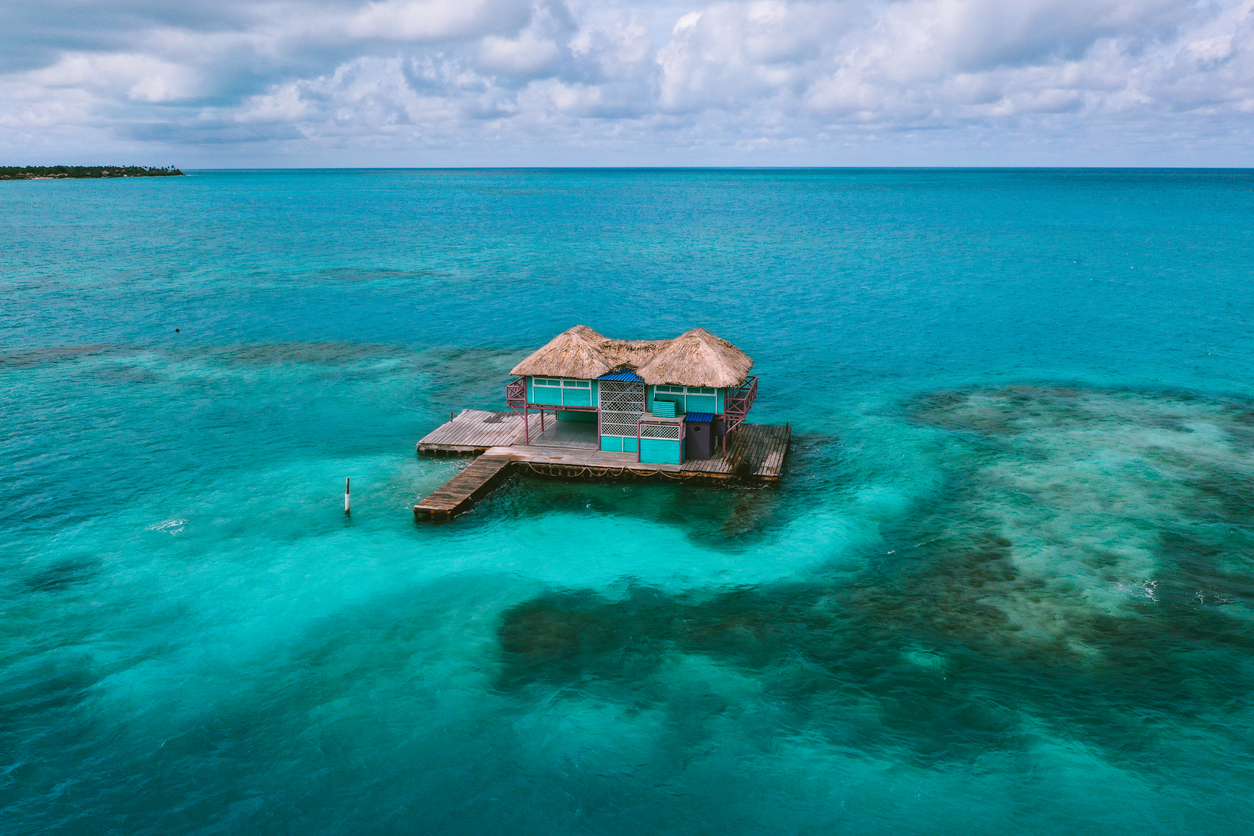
<box><xmin>505</xmin><ymin>376</ymin><xmax>526</xmax><ymax>414</ymax></box>
<box><xmin>724</xmin><ymin>376</ymin><xmax>758</xmax><ymax>432</ymax></box>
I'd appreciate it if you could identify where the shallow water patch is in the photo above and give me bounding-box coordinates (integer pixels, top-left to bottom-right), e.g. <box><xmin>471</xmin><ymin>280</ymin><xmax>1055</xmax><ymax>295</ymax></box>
<box><xmin>493</xmin><ymin>384</ymin><xmax>1254</xmax><ymax>778</ymax></box>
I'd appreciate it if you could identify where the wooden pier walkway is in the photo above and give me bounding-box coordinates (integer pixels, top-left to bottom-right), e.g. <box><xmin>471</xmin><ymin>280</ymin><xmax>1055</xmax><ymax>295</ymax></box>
<box><xmin>413</xmin><ymin>412</ymin><xmax>791</xmax><ymax>521</ymax></box>
<box><xmin>412</xmin><ymin>455</ymin><xmax>516</xmax><ymax>520</ymax></box>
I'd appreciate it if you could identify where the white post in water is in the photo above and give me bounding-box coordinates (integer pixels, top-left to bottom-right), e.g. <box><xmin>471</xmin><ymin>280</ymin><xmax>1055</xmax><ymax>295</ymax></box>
<box><xmin>344</xmin><ymin>478</ymin><xmax>351</xmax><ymax>515</ymax></box>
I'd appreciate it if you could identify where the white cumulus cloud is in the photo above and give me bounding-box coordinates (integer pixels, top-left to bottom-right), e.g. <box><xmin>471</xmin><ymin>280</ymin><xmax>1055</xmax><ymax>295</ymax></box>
<box><xmin>0</xmin><ymin>0</ymin><xmax>1251</xmax><ymax>164</ymax></box>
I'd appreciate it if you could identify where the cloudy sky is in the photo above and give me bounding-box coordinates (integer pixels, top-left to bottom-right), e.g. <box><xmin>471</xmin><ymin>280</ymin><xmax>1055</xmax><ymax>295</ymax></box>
<box><xmin>2</xmin><ymin>0</ymin><xmax>1252</xmax><ymax>166</ymax></box>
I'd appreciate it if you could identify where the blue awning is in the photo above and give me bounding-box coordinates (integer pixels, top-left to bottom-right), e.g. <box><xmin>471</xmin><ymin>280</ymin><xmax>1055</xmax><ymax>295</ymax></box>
<box><xmin>685</xmin><ymin>412</ymin><xmax>715</xmax><ymax>423</ymax></box>
<box><xmin>597</xmin><ymin>370</ymin><xmax>644</xmax><ymax>382</ymax></box>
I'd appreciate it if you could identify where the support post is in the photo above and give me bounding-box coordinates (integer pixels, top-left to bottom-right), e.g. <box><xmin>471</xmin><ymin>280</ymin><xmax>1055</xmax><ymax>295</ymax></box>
<box><xmin>344</xmin><ymin>478</ymin><xmax>351</xmax><ymax>515</ymax></box>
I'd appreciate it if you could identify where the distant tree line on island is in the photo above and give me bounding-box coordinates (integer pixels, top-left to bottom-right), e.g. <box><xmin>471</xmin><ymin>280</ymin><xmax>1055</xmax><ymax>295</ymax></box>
<box><xmin>0</xmin><ymin>165</ymin><xmax>184</xmax><ymax>180</ymax></box>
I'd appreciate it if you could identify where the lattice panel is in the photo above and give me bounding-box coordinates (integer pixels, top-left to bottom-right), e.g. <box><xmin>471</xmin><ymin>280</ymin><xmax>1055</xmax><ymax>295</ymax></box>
<box><xmin>639</xmin><ymin>423</ymin><xmax>681</xmax><ymax>440</ymax></box>
<box><xmin>600</xmin><ymin>413</ymin><xmax>638</xmax><ymax>437</ymax></box>
<box><xmin>599</xmin><ymin>380</ymin><xmax>644</xmax><ymax>437</ymax></box>
<box><xmin>599</xmin><ymin>380</ymin><xmax>644</xmax><ymax>413</ymax></box>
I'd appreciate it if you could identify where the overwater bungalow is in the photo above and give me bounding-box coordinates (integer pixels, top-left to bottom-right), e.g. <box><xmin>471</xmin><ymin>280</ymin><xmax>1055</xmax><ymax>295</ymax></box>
<box><xmin>413</xmin><ymin>325</ymin><xmax>787</xmax><ymax>520</ymax></box>
<box><xmin>505</xmin><ymin>325</ymin><xmax>758</xmax><ymax>465</ymax></box>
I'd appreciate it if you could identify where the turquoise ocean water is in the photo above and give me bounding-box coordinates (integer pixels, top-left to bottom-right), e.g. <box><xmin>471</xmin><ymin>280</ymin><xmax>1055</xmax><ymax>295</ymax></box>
<box><xmin>3</xmin><ymin>169</ymin><xmax>1254</xmax><ymax>834</ymax></box>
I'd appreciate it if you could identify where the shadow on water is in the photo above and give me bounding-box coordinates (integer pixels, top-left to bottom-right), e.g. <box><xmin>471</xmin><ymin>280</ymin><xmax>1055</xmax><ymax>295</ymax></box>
<box><xmin>197</xmin><ymin>341</ymin><xmax>414</xmax><ymax>366</ymax></box>
<box><xmin>421</xmin><ymin>345</ymin><xmax>529</xmax><ymax>400</ymax></box>
<box><xmin>0</xmin><ymin>340</ymin><xmax>518</xmax><ymax>376</ymax></box>
<box><xmin>494</xmin><ymin>580</ymin><xmax>1034</xmax><ymax>767</ymax></box>
<box><xmin>192</xmin><ymin>341</ymin><xmax>524</xmax><ymax>380</ymax></box>
<box><xmin>477</xmin><ymin>429</ymin><xmax>838</xmax><ymax>549</ymax></box>
<box><xmin>309</xmin><ymin>267</ymin><xmax>445</xmax><ymax>285</ymax></box>
<box><xmin>21</xmin><ymin>559</ymin><xmax>98</xmax><ymax>593</ymax></box>
<box><xmin>0</xmin><ymin>344</ymin><xmax>128</xmax><ymax>368</ymax></box>
<box><xmin>492</xmin><ymin>478</ymin><xmax>787</xmax><ymax>547</ymax></box>
<box><xmin>494</xmin><ymin>385</ymin><xmax>1254</xmax><ymax>773</ymax></box>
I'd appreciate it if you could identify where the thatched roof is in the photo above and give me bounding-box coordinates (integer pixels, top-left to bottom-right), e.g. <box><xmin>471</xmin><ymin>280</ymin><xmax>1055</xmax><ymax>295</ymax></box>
<box><xmin>637</xmin><ymin>328</ymin><xmax>753</xmax><ymax>388</ymax></box>
<box><xmin>511</xmin><ymin>325</ymin><xmax>753</xmax><ymax>388</ymax></box>
<box><xmin>510</xmin><ymin>325</ymin><xmax>617</xmax><ymax>379</ymax></box>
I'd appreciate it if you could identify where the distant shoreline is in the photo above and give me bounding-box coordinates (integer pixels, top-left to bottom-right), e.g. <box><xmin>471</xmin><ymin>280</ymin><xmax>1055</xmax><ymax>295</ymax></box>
<box><xmin>0</xmin><ymin>166</ymin><xmax>184</xmax><ymax>181</ymax></box>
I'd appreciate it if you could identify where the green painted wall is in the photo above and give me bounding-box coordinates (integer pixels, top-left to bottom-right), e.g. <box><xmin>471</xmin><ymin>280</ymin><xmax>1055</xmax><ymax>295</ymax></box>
<box><xmin>639</xmin><ymin>438</ymin><xmax>681</xmax><ymax>465</ymax></box>
<box><xmin>527</xmin><ymin>376</ymin><xmax>597</xmax><ymax>408</ymax></box>
<box><xmin>527</xmin><ymin>377</ymin><xmax>733</xmax><ymax>415</ymax></box>
<box><xmin>522</xmin><ymin>377</ymin><xmax>737</xmax><ymax>456</ymax></box>
<box><xmin>686</xmin><ymin>394</ymin><xmax>716</xmax><ymax>413</ymax></box>
<box><xmin>646</xmin><ymin>384</ymin><xmax>723</xmax><ymax>415</ymax></box>
<box><xmin>563</xmin><ymin>388</ymin><xmax>592</xmax><ymax>408</ymax></box>
<box><xmin>600</xmin><ymin>435</ymin><xmax>640</xmax><ymax>452</ymax></box>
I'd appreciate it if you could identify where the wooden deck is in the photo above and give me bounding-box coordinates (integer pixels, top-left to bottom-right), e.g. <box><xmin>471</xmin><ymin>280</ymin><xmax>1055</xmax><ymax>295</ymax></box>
<box><xmin>683</xmin><ymin>422</ymin><xmax>790</xmax><ymax>480</ymax></box>
<box><xmin>413</xmin><ymin>415</ymin><xmax>791</xmax><ymax>520</ymax></box>
<box><xmin>416</xmin><ymin>409</ymin><xmax>542</xmax><ymax>455</ymax></box>
<box><xmin>526</xmin><ymin>421</ymin><xmax>599</xmax><ymax>450</ymax></box>
<box><xmin>412</xmin><ymin>456</ymin><xmax>516</xmax><ymax>520</ymax></box>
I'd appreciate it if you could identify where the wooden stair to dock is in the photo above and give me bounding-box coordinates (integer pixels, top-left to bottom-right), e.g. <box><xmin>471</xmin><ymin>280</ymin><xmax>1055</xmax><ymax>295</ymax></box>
<box><xmin>413</xmin><ymin>455</ymin><xmax>516</xmax><ymax>520</ymax></box>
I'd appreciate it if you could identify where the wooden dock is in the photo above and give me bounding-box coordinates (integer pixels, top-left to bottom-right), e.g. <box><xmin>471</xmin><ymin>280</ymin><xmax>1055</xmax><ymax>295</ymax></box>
<box><xmin>416</xmin><ymin>409</ymin><xmax>542</xmax><ymax>455</ymax></box>
<box><xmin>683</xmin><ymin>422</ymin><xmax>789</xmax><ymax>480</ymax></box>
<box><xmin>412</xmin><ymin>456</ymin><xmax>516</xmax><ymax>520</ymax></box>
<box><xmin>413</xmin><ymin>411</ymin><xmax>790</xmax><ymax>520</ymax></box>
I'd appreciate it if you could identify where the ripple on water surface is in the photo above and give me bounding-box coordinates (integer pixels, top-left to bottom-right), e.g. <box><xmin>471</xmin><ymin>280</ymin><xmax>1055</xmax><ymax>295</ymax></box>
<box><xmin>494</xmin><ymin>385</ymin><xmax>1254</xmax><ymax>830</ymax></box>
<box><xmin>5</xmin><ymin>375</ymin><xmax>1254</xmax><ymax>834</ymax></box>
<box><xmin>6</xmin><ymin>167</ymin><xmax>1254</xmax><ymax>834</ymax></box>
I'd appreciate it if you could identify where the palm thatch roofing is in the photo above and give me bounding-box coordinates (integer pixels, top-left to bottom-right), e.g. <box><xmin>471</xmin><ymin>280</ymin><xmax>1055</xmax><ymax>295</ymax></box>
<box><xmin>511</xmin><ymin>325</ymin><xmax>753</xmax><ymax>388</ymax></box>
